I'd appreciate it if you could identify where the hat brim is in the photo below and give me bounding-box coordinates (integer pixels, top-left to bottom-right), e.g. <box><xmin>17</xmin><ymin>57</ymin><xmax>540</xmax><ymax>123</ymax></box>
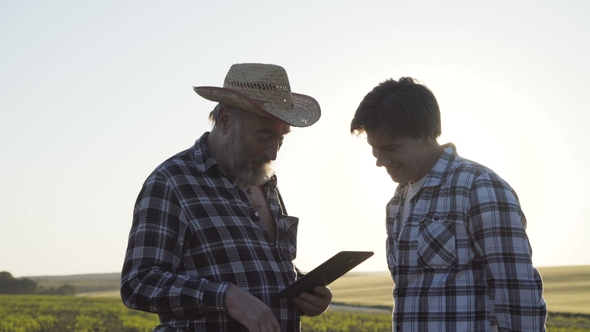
<box><xmin>193</xmin><ymin>86</ymin><xmax>321</xmax><ymax>127</ymax></box>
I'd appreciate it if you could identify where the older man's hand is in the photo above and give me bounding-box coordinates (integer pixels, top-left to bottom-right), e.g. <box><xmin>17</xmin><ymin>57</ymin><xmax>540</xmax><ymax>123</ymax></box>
<box><xmin>293</xmin><ymin>286</ymin><xmax>332</xmax><ymax>316</ymax></box>
<box><xmin>226</xmin><ymin>284</ymin><xmax>280</xmax><ymax>332</ymax></box>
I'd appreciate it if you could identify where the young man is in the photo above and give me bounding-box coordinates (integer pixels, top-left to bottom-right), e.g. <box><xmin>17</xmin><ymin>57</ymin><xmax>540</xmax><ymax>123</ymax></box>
<box><xmin>350</xmin><ymin>77</ymin><xmax>547</xmax><ymax>331</ymax></box>
<box><xmin>121</xmin><ymin>63</ymin><xmax>332</xmax><ymax>331</ymax></box>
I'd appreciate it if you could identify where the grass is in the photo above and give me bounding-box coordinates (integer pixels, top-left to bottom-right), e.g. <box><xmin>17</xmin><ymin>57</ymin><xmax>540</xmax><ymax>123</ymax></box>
<box><xmin>328</xmin><ymin>265</ymin><xmax>590</xmax><ymax>315</ymax></box>
<box><xmin>538</xmin><ymin>265</ymin><xmax>590</xmax><ymax>314</ymax></box>
<box><xmin>1</xmin><ymin>295</ymin><xmax>588</xmax><ymax>332</ymax></box>
<box><xmin>328</xmin><ymin>271</ymin><xmax>393</xmax><ymax>308</ymax></box>
<box><xmin>28</xmin><ymin>265</ymin><xmax>590</xmax><ymax>314</ymax></box>
<box><xmin>33</xmin><ymin>265</ymin><xmax>587</xmax><ymax>331</ymax></box>
<box><xmin>28</xmin><ymin>273</ymin><xmax>120</xmax><ymax>293</ymax></box>
<box><xmin>0</xmin><ymin>295</ymin><xmax>160</xmax><ymax>332</ymax></box>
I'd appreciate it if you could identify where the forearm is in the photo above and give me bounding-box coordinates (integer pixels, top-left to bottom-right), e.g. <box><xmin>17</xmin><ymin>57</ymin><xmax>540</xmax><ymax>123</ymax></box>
<box><xmin>469</xmin><ymin>176</ymin><xmax>547</xmax><ymax>330</ymax></box>
<box><xmin>491</xmin><ymin>266</ymin><xmax>547</xmax><ymax>331</ymax></box>
<box><xmin>121</xmin><ymin>264</ymin><xmax>230</xmax><ymax>317</ymax></box>
<box><xmin>122</xmin><ymin>181</ymin><xmax>231</xmax><ymax>317</ymax></box>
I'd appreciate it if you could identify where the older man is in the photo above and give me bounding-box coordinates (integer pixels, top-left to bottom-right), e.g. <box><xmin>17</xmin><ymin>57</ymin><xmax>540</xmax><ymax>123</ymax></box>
<box><xmin>121</xmin><ymin>63</ymin><xmax>331</xmax><ymax>332</ymax></box>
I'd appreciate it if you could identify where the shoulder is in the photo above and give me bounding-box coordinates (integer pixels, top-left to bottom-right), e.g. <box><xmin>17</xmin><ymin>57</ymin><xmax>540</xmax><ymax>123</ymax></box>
<box><xmin>148</xmin><ymin>133</ymin><xmax>215</xmax><ymax>183</ymax></box>
<box><xmin>452</xmin><ymin>158</ymin><xmax>521</xmax><ymax>210</ymax></box>
<box><xmin>149</xmin><ymin>147</ymin><xmax>197</xmax><ymax>180</ymax></box>
<box><xmin>437</xmin><ymin>149</ymin><xmax>517</xmax><ymax>201</ymax></box>
<box><xmin>450</xmin><ymin>152</ymin><xmax>508</xmax><ymax>184</ymax></box>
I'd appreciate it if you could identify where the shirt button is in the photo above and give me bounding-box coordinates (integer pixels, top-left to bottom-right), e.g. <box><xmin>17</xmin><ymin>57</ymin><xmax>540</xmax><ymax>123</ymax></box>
<box><xmin>255</xmin><ymin>212</ymin><xmax>259</xmax><ymax>217</ymax></box>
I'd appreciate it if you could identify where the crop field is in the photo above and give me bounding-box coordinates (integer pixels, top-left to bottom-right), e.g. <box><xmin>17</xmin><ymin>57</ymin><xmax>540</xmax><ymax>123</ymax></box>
<box><xmin>1</xmin><ymin>294</ymin><xmax>589</xmax><ymax>332</ymax></box>
<box><xmin>28</xmin><ymin>273</ymin><xmax>121</xmax><ymax>294</ymax></box>
<box><xmin>328</xmin><ymin>271</ymin><xmax>394</xmax><ymax>308</ymax></box>
<box><xmin>30</xmin><ymin>266</ymin><xmax>588</xmax><ymax>314</ymax></box>
<box><xmin>2</xmin><ymin>265</ymin><xmax>587</xmax><ymax>331</ymax></box>
<box><xmin>0</xmin><ymin>295</ymin><xmax>159</xmax><ymax>332</ymax></box>
<box><xmin>327</xmin><ymin>265</ymin><xmax>590</xmax><ymax>315</ymax></box>
<box><xmin>537</xmin><ymin>265</ymin><xmax>590</xmax><ymax>314</ymax></box>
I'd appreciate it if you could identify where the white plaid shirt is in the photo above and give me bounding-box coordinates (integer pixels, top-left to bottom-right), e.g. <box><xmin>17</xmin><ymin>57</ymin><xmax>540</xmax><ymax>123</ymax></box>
<box><xmin>121</xmin><ymin>132</ymin><xmax>301</xmax><ymax>331</ymax></box>
<box><xmin>386</xmin><ymin>144</ymin><xmax>547</xmax><ymax>332</ymax></box>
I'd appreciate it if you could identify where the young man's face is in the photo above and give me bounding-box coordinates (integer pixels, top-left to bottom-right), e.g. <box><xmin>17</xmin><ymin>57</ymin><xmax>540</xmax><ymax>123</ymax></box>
<box><xmin>366</xmin><ymin>128</ymin><xmax>432</xmax><ymax>184</ymax></box>
<box><xmin>223</xmin><ymin>110</ymin><xmax>291</xmax><ymax>186</ymax></box>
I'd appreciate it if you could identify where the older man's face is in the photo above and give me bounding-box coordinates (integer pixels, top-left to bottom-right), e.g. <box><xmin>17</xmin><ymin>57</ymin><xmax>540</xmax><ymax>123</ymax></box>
<box><xmin>223</xmin><ymin>110</ymin><xmax>291</xmax><ymax>186</ymax></box>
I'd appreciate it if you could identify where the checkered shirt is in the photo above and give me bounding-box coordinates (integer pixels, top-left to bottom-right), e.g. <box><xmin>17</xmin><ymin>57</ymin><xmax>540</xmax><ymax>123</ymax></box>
<box><xmin>386</xmin><ymin>143</ymin><xmax>547</xmax><ymax>332</ymax></box>
<box><xmin>121</xmin><ymin>132</ymin><xmax>301</xmax><ymax>331</ymax></box>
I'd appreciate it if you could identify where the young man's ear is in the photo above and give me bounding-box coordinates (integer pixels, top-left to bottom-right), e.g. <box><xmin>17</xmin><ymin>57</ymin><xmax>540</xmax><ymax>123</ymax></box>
<box><xmin>421</xmin><ymin>132</ymin><xmax>435</xmax><ymax>144</ymax></box>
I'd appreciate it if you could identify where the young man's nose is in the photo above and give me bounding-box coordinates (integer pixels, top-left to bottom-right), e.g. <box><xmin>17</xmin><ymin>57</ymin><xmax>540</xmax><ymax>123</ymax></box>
<box><xmin>373</xmin><ymin>150</ymin><xmax>390</xmax><ymax>167</ymax></box>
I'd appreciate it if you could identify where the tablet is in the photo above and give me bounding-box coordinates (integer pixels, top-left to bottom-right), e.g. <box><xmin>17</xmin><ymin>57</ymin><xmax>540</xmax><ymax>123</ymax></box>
<box><xmin>278</xmin><ymin>251</ymin><xmax>374</xmax><ymax>298</ymax></box>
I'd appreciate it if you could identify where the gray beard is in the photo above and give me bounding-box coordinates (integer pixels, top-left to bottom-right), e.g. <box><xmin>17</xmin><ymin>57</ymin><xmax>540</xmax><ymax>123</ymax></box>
<box><xmin>223</xmin><ymin>126</ymin><xmax>274</xmax><ymax>186</ymax></box>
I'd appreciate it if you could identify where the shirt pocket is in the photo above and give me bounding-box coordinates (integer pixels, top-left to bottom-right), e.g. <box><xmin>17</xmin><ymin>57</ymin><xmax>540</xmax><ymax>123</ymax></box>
<box><xmin>417</xmin><ymin>215</ymin><xmax>456</xmax><ymax>269</ymax></box>
<box><xmin>277</xmin><ymin>215</ymin><xmax>299</xmax><ymax>261</ymax></box>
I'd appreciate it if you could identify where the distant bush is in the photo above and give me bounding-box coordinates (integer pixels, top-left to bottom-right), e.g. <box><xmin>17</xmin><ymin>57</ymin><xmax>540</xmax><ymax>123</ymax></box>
<box><xmin>0</xmin><ymin>272</ymin><xmax>37</xmax><ymax>294</ymax></box>
<box><xmin>38</xmin><ymin>284</ymin><xmax>77</xmax><ymax>296</ymax></box>
<box><xmin>0</xmin><ymin>271</ymin><xmax>76</xmax><ymax>295</ymax></box>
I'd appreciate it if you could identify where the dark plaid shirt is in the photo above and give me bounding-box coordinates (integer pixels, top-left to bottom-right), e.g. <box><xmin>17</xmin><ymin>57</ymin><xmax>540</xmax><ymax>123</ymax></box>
<box><xmin>121</xmin><ymin>132</ymin><xmax>301</xmax><ymax>331</ymax></box>
<box><xmin>387</xmin><ymin>144</ymin><xmax>547</xmax><ymax>332</ymax></box>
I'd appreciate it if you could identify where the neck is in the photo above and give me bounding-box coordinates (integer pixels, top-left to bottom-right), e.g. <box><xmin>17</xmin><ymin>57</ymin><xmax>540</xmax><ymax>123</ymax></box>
<box><xmin>429</xmin><ymin>143</ymin><xmax>445</xmax><ymax>165</ymax></box>
<box><xmin>411</xmin><ymin>142</ymin><xmax>444</xmax><ymax>184</ymax></box>
<box><xmin>207</xmin><ymin>128</ymin><xmax>231</xmax><ymax>175</ymax></box>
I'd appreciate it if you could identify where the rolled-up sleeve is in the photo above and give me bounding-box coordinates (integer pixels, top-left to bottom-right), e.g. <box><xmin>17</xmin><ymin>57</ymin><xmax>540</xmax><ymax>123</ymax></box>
<box><xmin>468</xmin><ymin>173</ymin><xmax>547</xmax><ymax>331</ymax></box>
<box><xmin>120</xmin><ymin>173</ymin><xmax>230</xmax><ymax>318</ymax></box>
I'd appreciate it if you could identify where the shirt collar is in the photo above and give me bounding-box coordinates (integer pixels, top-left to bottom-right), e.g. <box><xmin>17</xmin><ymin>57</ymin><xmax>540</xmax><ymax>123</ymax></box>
<box><xmin>395</xmin><ymin>142</ymin><xmax>459</xmax><ymax>195</ymax></box>
<box><xmin>193</xmin><ymin>132</ymin><xmax>217</xmax><ymax>173</ymax></box>
<box><xmin>422</xmin><ymin>143</ymin><xmax>458</xmax><ymax>188</ymax></box>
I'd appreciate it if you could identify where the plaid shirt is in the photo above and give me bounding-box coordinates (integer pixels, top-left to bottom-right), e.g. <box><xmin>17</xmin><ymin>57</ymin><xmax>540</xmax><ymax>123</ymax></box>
<box><xmin>121</xmin><ymin>132</ymin><xmax>301</xmax><ymax>331</ymax></box>
<box><xmin>386</xmin><ymin>144</ymin><xmax>547</xmax><ymax>332</ymax></box>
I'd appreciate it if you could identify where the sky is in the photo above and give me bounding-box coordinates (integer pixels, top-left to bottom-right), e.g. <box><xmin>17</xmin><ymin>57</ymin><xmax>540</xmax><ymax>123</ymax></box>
<box><xmin>1</xmin><ymin>0</ymin><xmax>589</xmax><ymax>278</ymax></box>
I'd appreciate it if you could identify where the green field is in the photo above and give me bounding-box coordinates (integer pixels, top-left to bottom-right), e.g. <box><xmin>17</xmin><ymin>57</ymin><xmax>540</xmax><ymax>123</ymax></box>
<box><xmin>328</xmin><ymin>271</ymin><xmax>393</xmax><ymax>308</ymax></box>
<box><xmin>328</xmin><ymin>265</ymin><xmax>590</xmax><ymax>315</ymax></box>
<box><xmin>6</xmin><ymin>265</ymin><xmax>587</xmax><ymax>331</ymax></box>
<box><xmin>1</xmin><ymin>294</ymin><xmax>589</xmax><ymax>332</ymax></box>
<box><xmin>28</xmin><ymin>273</ymin><xmax>121</xmax><ymax>294</ymax></box>
<box><xmin>29</xmin><ymin>265</ymin><xmax>590</xmax><ymax>313</ymax></box>
<box><xmin>27</xmin><ymin>265</ymin><xmax>590</xmax><ymax>314</ymax></box>
<box><xmin>537</xmin><ymin>265</ymin><xmax>590</xmax><ymax>314</ymax></box>
<box><xmin>0</xmin><ymin>295</ymin><xmax>159</xmax><ymax>332</ymax></box>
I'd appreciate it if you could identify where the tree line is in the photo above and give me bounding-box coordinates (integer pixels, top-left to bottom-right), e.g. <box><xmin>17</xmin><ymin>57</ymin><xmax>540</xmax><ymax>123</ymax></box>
<box><xmin>0</xmin><ymin>271</ymin><xmax>76</xmax><ymax>295</ymax></box>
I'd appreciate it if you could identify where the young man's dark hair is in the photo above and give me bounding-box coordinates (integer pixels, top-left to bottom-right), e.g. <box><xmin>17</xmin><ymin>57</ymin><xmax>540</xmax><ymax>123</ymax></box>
<box><xmin>351</xmin><ymin>77</ymin><xmax>441</xmax><ymax>139</ymax></box>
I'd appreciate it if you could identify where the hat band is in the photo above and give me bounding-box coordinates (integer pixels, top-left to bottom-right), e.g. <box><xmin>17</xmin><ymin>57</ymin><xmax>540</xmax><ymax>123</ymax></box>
<box><xmin>226</xmin><ymin>79</ymin><xmax>291</xmax><ymax>94</ymax></box>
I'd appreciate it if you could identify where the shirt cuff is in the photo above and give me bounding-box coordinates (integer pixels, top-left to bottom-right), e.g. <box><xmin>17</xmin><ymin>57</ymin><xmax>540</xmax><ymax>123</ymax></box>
<box><xmin>200</xmin><ymin>280</ymin><xmax>231</xmax><ymax>312</ymax></box>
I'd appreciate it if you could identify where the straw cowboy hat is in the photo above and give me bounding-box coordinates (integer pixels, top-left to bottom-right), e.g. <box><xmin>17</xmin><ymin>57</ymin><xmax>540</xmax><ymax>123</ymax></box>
<box><xmin>193</xmin><ymin>63</ymin><xmax>321</xmax><ymax>127</ymax></box>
